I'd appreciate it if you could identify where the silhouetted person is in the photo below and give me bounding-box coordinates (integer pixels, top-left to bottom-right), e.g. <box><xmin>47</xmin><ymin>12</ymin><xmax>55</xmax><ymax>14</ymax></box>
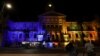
<box><xmin>73</xmin><ymin>42</ymin><xmax>78</xmax><ymax>56</ymax></box>
<box><xmin>65</xmin><ymin>42</ymin><xmax>77</xmax><ymax>56</ymax></box>
<box><xmin>85</xmin><ymin>41</ymin><xmax>95</xmax><ymax>56</ymax></box>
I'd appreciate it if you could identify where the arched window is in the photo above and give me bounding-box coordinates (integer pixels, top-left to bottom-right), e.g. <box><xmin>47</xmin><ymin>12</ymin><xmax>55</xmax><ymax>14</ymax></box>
<box><xmin>68</xmin><ymin>34</ymin><xmax>71</xmax><ymax>38</ymax></box>
<box><xmin>56</xmin><ymin>34</ymin><xmax>59</xmax><ymax>41</ymax></box>
<box><xmin>43</xmin><ymin>25</ymin><xmax>46</xmax><ymax>29</ymax></box>
<box><xmin>51</xmin><ymin>25</ymin><xmax>54</xmax><ymax>28</ymax></box>
<box><xmin>90</xmin><ymin>33</ymin><xmax>93</xmax><ymax>38</ymax></box>
<box><xmin>76</xmin><ymin>34</ymin><xmax>78</xmax><ymax>38</ymax></box>
<box><xmin>19</xmin><ymin>34</ymin><xmax>22</xmax><ymax>39</ymax></box>
<box><xmin>55</xmin><ymin>25</ymin><xmax>58</xmax><ymax>28</ymax></box>
<box><xmin>59</xmin><ymin>25</ymin><xmax>62</xmax><ymax>29</ymax></box>
<box><xmin>88</xmin><ymin>26</ymin><xmax>93</xmax><ymax>31</ymax></box>
<box><xmin>12</xmin><ymin>33</ymin><xmax>15</xmax><ymax>39</ymax></box>
<box><xmin>52</xmin><ymin>34</ymin><xmax>55</xmax><ymax>41</ymax></box>
<box><xmin>52</xmin><ymin>34</ymin><xmax>54</xmax><ymax>38</ymax></box>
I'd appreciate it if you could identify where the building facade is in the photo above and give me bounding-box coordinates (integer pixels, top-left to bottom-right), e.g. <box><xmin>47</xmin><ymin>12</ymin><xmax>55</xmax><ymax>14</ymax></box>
<box><xmin>0</xmin><ymin>3</ymin><xmax>100</xmax><ymax>48</ymax></box>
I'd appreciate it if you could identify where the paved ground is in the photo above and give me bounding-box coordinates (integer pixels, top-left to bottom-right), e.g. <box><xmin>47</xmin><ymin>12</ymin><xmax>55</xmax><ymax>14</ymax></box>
<box><xmin>0</xmin><ymin>53</ymin><xmax>100</xmax><ymax>56</ymax></box>
<box><xmin>0</xmin><ymin>54</ymin><xmax>69</xmax><ymax>56</ymax></box>
<box><xmin>0</xmin><ymin>47</ymin><xmax>100</xmax><ymax>56</ymax></box>
<box><xmin>0</xmin><ymin>47</ymin><xmax>100</xmax><ymax>53</ymax></box>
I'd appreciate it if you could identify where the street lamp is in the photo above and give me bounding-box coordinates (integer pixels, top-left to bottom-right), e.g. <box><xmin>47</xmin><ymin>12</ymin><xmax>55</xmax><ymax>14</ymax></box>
<box><xmin>0</xmin><ymin>2</ymin><xmax>12</xmax><ymax>24</ymax></box>
<box><xmin>0</xmin><ymin>2</ymin><xmax>12</xmax><ymax>47</ymax></box>
<box><xmin>48</xmin><ymin>4</ymin><xmax>52</xmax><ymax>8</ymax></box>
<box><xmin>0</xmin><ymin>2</ymin><xmax>12</xmax><ymax>15</ymax></box>
<box><xmin>6</xmin><ymin>3</ymin><xmax>12</xmax><ymax>9</ymax></box>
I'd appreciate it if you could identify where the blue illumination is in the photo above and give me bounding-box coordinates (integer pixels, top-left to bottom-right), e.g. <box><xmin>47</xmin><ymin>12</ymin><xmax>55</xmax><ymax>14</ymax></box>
<box><xmin>29</xmin><ymin>32</ymin><xmax>36</xmax><ymax>41</ymax></box>
<box><xmin>45</xmin><ymin>42</ymin><xmax>53</xmax><ymax>48</ymax></box>
<box><xmin>7</xmin><ymin>20</ymin><xmax>46</xmax><ymax>43</ymax></box>
<box><xmin>37</xmin><ymin>34</ymin><xmax>43</xmax><ymax>41</ymax></box>
<box><xmin>8</xmin><ymin>31</ymin><xmax>25</xmax><ymax>42</ymax></box>
<box><xmin>8</xmin><ymin>21</ymin><xmax>43</xmax><ymax>31</ymax></box>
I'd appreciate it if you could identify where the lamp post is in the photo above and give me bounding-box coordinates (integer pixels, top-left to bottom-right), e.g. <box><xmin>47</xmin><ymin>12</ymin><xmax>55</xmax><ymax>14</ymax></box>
<box><xmin>0</xmin><ymin>2</ymin><xmax>12</xmax><ymax>23</ymax></box>
<box><xmin>0</xmin><ymin>2</ymin><xmax>12</xmax><ymax>47</ymax></box>
<box><xmin>0</xmin><ymin>2</ymin><xmax>12</xmax><ymax>16</ymax></box>
<box><xmin>0</xmin><ymin>2</ymin><xmax>12</xmax><ymax>30</ymax></box>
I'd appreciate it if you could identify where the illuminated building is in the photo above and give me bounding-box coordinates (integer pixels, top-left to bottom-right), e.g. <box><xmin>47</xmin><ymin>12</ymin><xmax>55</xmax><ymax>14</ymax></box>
<box><xmin>0</xmin><ymin>3</ymin><xmax>100</xmax><ymax>48</ymax></box>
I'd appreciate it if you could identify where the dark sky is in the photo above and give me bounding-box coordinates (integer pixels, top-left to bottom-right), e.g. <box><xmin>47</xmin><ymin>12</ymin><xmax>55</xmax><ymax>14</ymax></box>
<box><xmin>0</xmin><ymin>0</ymin><xmax>100</xmax><ymax>21</ymax></box>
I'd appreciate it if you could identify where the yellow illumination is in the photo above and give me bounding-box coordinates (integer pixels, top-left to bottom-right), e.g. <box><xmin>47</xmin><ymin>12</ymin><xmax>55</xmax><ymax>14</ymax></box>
<box><xmin>64</xmin><ymin>34</ymin><xmax>69</xmax><ymax>41</ymax></box>
<box><xmin>64</xmin><ymin>35</ymin><xmax>69</xmax><ymax>37</ymax></box>
<box><xmin>65</xmin><ymin>38</ymin><xmax>68</xmax><ymax>41</ymax></box>
<box><xmin>64</xmin><ymin>42</ymin><xmax>69</xmax><ymax>46</ymax></box>
<box><xmin>77</xmin><ymin>38</ymin><xmax>81</xmax><ymax>41</ymax></box>
<box><xmin>92</xmin><ymin>38</ymin><xmax>96</xmax><ymax>41</ymax></box>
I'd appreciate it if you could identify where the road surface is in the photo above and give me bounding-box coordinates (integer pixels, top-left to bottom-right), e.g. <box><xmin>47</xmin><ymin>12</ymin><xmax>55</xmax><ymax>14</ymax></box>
<box><xmin>0</xmin><ymin>48</ymin><xmax>100</xmax><ymax>56</ymax></box>
<box><xmin>0</xmin><ymin>53</ymin><xmax>100</xmax><ymax>56</ymax></box>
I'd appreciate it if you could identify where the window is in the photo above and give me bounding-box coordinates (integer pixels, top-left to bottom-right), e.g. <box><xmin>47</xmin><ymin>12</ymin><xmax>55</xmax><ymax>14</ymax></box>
<box><xmin>87</xmin><ymin>26</ymin><xmax>93</xmax><ymax>31</ymax></box>
<box><xmin>34</xmin><ymin>34</ymin><xmax>37</xmax><ymax>38</ymax></box>
<box><xmin>55</xmin><ymin>25</ymin><xmax>58</xmax><ymax>28</ymax></box>
<box><xmin>47</xmin><ymin>25</ymin><xmax>50</xmax><ymax>27</ymax></box>
<box><xmin>43</xmin><ymin>25</ymin><xmax>46</xmax><ymax>29</ymax></box>
<box><xmin>19</xmin><ymin>34</ymin><xmax>22</xmax><ymax>38</ymax></box>
<box><xmin>46</xmin><ymin>33</ymin><xmax>51</xmax><ymax>42</ymax></box>
<box><xmin>59</xmin><ymin>25</ymin><xmax>62</xmax><ymax>29</ymax></box>
<box><xmin>76</xmin><ymin>34</ymin><xmax>78</xmax><ymax>37</ymax></box>
<box><xmin>67</xmin><ymin>26</ymin><xmax>70</xmax><ymax>31</ymax></box>
<box><xmin>52</xmin><ymin>35</ymin><xmax>55</xmax><ymax>41</ymax></box>
<box><xmin>51</xmin><ymin>25</ymin><xmax>54</xmax><ymax>28</ymax></box>
<box><xmin>52</xmin><ymin>34</ymin><xmax>54</xmax><ymax>38</ymax></box>
<box><xmin>12</xmin><ymin>33</ymin><xmax>15</xmax><ymax>39</ymax></box>
<box><xmin>56</xmin><ymin>34</ymin><xmax>60</xmax><ymax>41</ymax></box>
<box><xmin>34</xmin><ymin>34</ymin><xmax>37</xmax><ymax>41</ymax></box>
<box><xmin>76</xmin><ymin>34</ymin><xmax>78</xmax><ymax>38</ymax></box>
<box><xmin>68</xmin><ymin>34</ymin><xmax>71</xmax><ymax>38</ymax></box>
<box><xmin>90</xmin><ymin>33</ymin><xmax>93</xmax><ymax>38</ymax></box>
<box><xmin>59</xmin><ymin>19</ymin><xmax>62</xmax><ymax>22</ymax></box>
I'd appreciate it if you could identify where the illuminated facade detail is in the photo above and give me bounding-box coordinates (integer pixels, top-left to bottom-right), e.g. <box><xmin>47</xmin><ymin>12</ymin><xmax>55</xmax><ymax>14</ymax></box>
<box><xmin>63</xmin><ymin>34</ymin><xmax>69</xmax><ymax>41</ymax></box>
<box><xmin>45</xmin><ymin>42</ymin><xmax>53</xmax><ymax>48</ymax></box>
<box><xmin>64</xmin><ymin>42</ymin><xmax>70</xmax><ymax>47</ymax></box>
<box><xmin>0</xmin><ymin>10</ymin><xmax>99</xmax><ymax>48</ymax></box>
<box><xmin>53</xmin><ymin>42</ymin><xmax>58</xmax><ymax>46</ymax></box>
<box><xmin>67</xmin><ymin>31</ymin><xmax>82</xmax><ymax>41</ymax></box>
<box><xmin>3</xmin><ymin>21</ymin><xmax>45</xmax><ymax>47</ymax></box>
<box><xmin>8</xmin><ymin>31</ymin><xmax>25</xmax><ymax>42</ymax></box>
<box><xmin>37</xmin><ymin>35</ymin><xmax>44</xmax><ymax>41</ymax></box>
<box><xmin>83</xmin><ymin>31</ymin><xmax>98</xmax><ymax>41</ymax></box>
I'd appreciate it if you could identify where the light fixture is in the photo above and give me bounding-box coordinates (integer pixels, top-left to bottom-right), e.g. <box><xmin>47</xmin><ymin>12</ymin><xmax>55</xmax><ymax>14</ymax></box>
<box><xmin>48</xmin><ymin>4</ymin><xmax>52</xmax><ymax>7</ymax></box>
<box><xmin>6</xmin><ymin>3</ymin><xmax>12</xmax><ymax>9</ymax></box>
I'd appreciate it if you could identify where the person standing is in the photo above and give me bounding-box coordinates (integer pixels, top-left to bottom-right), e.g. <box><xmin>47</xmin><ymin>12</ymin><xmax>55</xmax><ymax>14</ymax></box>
<box><xmin>65</xmin><ymin>41</ymin><xmax>77</xmax><ymax>56</ymax></box>
<box><xmin>85</xmin><ymin>41</ymin><xmax>95</xmax><ymax>56</ymax></box>
<box><xmin>73</xmin><ymin>42</ymin><xmax>78</xmax><ymax>56</ymax></box>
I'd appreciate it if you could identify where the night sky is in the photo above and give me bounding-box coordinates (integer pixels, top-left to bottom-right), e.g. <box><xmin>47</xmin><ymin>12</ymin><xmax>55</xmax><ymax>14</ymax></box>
<box><xmin>0</xmin><ymin>0</ymin><xmax>100</xmax><ymax>21</ymax></box>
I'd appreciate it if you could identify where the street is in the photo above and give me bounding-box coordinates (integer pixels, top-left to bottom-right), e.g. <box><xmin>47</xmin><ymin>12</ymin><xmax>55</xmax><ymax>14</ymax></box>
<box><xmin>0</xmin><ymin>53</ymin><xmax>100</xmax><ymax>56</ymax></box>
<box><xmin>0</xmin><ymin>48</ymin><xmax>100</xmax><ymax>56</ymax></box>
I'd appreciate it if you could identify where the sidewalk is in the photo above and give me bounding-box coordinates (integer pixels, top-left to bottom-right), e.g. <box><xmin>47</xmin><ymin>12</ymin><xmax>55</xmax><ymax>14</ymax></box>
<box><xmin>0</xmin><ymin>47</ymin><xmax>100</xmax><ymax>54</ymax></box>
<box><xmin>0</xmin><ymin>53</ymin><xmax>100</xmax><ymax>56</ymax></box>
